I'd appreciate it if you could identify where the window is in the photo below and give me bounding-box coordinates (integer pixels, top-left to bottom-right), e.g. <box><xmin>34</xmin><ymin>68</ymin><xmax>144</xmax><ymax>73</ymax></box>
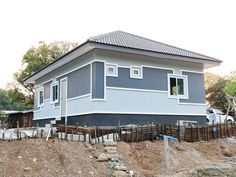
<box><xmin>51</xmin><ymin>82</ymin><xmax>59</xmax><ymax>103</ymax></box>
<box><xmin>106</xmin><ymin>64</ymin><xmax>118</xmax><ymax>77</ymax></box>
<box><xmin>38</xmin><ymin>88</ymin><xmax>44</xmax><ymax>106</ymax></box>
<box><xmin>130</xmin><ymin>66</ymin><xmax>142</xmax><ymax>79</ymax></box>
<box><xmin>168</xmin><ymin>75</ymin><xmax>188</xmax><ymax>99</ymax></box>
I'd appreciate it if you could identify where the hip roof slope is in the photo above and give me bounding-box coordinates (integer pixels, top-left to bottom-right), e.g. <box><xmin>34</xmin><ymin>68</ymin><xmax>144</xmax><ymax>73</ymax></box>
<box><xmin>88</xmin><ymin>30</ymin><xmax>220</xmax><ymax>62</ymax></box>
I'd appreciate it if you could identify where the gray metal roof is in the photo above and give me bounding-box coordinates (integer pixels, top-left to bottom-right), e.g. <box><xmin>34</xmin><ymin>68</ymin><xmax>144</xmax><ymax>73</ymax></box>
<box><xmin>88</xmin><ymin>30</ymin><xmax>220</xmax><ymax>62</ymax></box>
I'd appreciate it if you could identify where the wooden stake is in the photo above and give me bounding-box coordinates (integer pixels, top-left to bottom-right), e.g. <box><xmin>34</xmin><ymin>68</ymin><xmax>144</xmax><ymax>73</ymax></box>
<box><xmin>136</xmin><ymin>125</ymin><xmax>139</xmax><ymax>142</ymax></box>
<box><xmin>151</xmin><ymin>122</ymin><xmax>154</xmax><ymax>141</ymax></box>
<box><xmin>131</xmin><ymin>125</ymin><xmax>133</xmax><ymax>143</ymax></box>
<box><xmin>207</xmin><ymin>125</ymin><xmax>209</xmax><ymax>141</ymax></box>
<box><xmin>101</xmin><ymin>129</ymin><xmax>104</xmax><ymax>143</ymax></box>
<box><xmin>141</xmin><ymin>125</ymin><xmax>143</xmax><ymax>141</ymax></box>
<box><xmin>95</xmin><ymin>127</ymin><xmax>97</xmax><ymax>144</ymax></box>
<box><xmin>178</xmin><ymin>120</ymin><xmax>181</xmax><ymax>142</ymax></box>
<box><xmin>197</xmin><ymin>126</ymin><xmax>200</xmax><ymax>141</ymax></box>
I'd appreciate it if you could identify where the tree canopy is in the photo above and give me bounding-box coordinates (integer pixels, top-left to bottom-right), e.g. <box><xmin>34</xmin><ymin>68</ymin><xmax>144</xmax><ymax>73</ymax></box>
<box><xmin>16</xmin><ymin>41</ymin><xmax>78</xmax><ymax>92</ymax></box>
<box><xmin>224</xmin><ymin>72</ymin><xmax>236</xmax><ymax>96</ymax></box>
<box><xmin>5</xmin><ymin>41</ymin><xmax>78</xmax><ymax>110</ymax></box>
<box><xmin>205</xmin><ymin>71</ymin><xmax>236</xmax><ymax>114</ymax></box>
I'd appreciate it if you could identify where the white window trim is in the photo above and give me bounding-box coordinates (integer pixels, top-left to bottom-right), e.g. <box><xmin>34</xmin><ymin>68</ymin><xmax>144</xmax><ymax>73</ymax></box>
<box><xmin>168</xmin><ymin>74</ymin><xmax>188</xmax><ymax>99</ymax></box>
<box><xmin>38</xmin><ymin>87</ymin><xmax>44</xmax><ymax>107</ymax></box>
<box><xmin>106</xmin><ymin>63</ymin><xmax>118</xmax><ymax>77</ymax></box>
<box><xmin>50</xmin><ymin>81</ymin><xmax>59</xmax><ymax>104</ymax></box>
<box><xmin>130</xmin><ymin>66</ymin><xmax>143</xmax><ymax>79</ymax></box>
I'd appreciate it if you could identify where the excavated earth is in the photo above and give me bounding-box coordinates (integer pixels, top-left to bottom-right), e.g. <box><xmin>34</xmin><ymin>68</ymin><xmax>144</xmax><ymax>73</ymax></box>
<box><xmin>1</xmin><ymin>138</ymin><xmax>236</xmax><ymax>177</ymax></box>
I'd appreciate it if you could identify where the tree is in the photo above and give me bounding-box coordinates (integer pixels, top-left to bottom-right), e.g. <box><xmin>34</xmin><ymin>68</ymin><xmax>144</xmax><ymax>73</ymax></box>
<box><xmin>0</xmin><ymin>88</ymin><xmax>11</xmax><ymax>110</ymax></box>
<box><xmin>0</xmin><ymin>108</ymin><xmax>4</xmax><ymax>125</ymax></box>
<box><xmin>224</xmin><ymin>71</ymin><xmax>236</xmax><ymax>96</ymax></box>
<box><xmin>9</xmin><ymin>41</ymin><xmax>78</xmax><ymax>110</ymax></box>
<box><xmin>206</xmin><ymin>77</ymin><xmax>229</xmax><ymax>113</ymax></box>
<box><xmin>204</xmin><ymin>72</ymin><xmax>222</xmax><ymax>90</ymax></box>
<box><xmin>16</xmin><ymin>41</ymin><xmax>78</xmax><ymax>93</ymax></box>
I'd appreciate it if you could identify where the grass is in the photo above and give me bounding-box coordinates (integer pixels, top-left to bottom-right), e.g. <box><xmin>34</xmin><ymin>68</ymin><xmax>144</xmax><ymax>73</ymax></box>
<box><xmin>191</xmin><ymin>168</ymin><xmax>236</xmax><ymax>177</ymax></box>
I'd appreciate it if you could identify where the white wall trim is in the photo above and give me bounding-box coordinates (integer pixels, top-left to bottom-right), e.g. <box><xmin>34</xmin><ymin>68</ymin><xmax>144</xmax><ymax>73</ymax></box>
<box><xmin>65</xmin><ymin>111</ymin><xmax>207</xmax><ymax>117</ymax></box>
<box><xmin>25</xmin><ymin>43</ymin><xmax>94</xmax><ymax>84</ymax></box>
<box><xmin>55</xmin><ymin>62</ymin><xmax>91</xmax><ymax>80</ymax></box>
<box><xmin>180</xmin><ymin>69</ymin><xmax>204</xmax><ymax>74</ymax></box>
<box><xmin>106</xmin><ymin>86</ymin><xmax>168</xmax><ymax>93</ymax></box>
<box><xmin>67</xmin><ymin>94</ymin><xmax>91</xmax><ymax>101</ymax></box>
<box><xmin>118</xmin><ymin>65</ymin><xmax>130</xmax><ymax>69</ymax></box>
<box><xmin>177</xmin><ymin>98</ymin><xmax>206</xmax><ymax>106</ymax></box>
<box><xmin>34</xmin><ymin>85</ymin><xmax>40</xmax><ymax>89</ymax></box>
<box><xmin>41</xmin><ymin>79</ymin><xmax>53</xmax><ymax>86</ymax></box>
<box><xmin>91</xmin><ymin>99</ymin><xmax>107</xmax><ymax>102</ymax></box>
<box><xmin>141</xmin><ymin>64</ymin><xmax>174</xmax><ymax>73</ymax></box>
<box><xmin>33</xmin><ymin>110</ymin><xmax>41</xmax><ymax>113</ymax></box>
<box><xmin>33</xmin><ymin>116</ymin><xmax>56</xmax><ymax>120</ymax></box>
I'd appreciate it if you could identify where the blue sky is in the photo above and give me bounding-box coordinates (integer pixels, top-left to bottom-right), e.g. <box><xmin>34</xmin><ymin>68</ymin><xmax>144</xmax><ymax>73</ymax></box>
<box><xmin>0</xmin><ymin>0</ymin><xmax>235</xmax><ymax>88</ymax></box>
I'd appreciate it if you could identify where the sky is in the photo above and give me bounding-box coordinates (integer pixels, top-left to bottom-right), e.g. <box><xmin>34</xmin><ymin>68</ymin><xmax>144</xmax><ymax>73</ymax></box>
<box><xmin>0</xmin><ymin>0</ymin><xmax>235</xmax><ymax>88</ymax></box>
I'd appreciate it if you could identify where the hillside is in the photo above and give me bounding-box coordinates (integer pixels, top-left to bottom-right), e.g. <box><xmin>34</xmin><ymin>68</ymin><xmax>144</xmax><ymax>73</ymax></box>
<box><xmin>0</xmin><ymin>138</ymin><xmax>236</xmax><ymax>177</ymax></box>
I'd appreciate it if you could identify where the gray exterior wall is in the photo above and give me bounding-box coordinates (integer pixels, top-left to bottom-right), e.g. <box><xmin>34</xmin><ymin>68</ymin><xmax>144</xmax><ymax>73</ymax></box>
<box><xmin>33</xmin><ymin>48</ymin><xmax>207</xmax><ymax>123</ymax></box>
<box><xmin>92</xmin><ymin>61</ymin><xmax>104</xmax><ymax>99</ymax></box>
<box><xmin>43</xmin><ymin>81</ymin><xmax>52</xmax><ymax>100</ymax></box>
<box><xmin>55</xmin><ymin>64</ymin><xmax>91</xmax><ymax>106</ymax></box>
<box><xmin>107</xmin><ymin>67</ymin><xmax>173</xmax><ymax>90</ymax></box>
<box><xmin>67</xmin><ymin>65</ymin><xmax>90</xmax><ymax>99</ymax></box>
<box><xmin>179</xmin><ymin>72</ymin><xmax>205</xmax><ymax>104</ymax></box>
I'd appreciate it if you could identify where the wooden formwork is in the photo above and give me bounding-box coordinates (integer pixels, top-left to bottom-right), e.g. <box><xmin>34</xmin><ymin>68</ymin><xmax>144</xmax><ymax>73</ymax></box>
<box><xmin>56</xmin><ymin>122</ymin><xmax>236</xmax><ymax>143</ymax></box>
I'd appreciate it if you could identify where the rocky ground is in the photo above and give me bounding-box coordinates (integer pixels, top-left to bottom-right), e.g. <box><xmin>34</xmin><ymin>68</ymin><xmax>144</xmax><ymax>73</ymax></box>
<box><xmin>0</xmin><ymin>137</ymin><xmax>236</xmax><ymax>177</ymax></box>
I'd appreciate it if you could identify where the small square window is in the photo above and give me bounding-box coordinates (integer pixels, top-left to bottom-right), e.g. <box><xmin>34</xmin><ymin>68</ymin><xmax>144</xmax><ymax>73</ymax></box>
<box><xmin>106</xmin><ymin>64</ymin><xmax>118</xmax><ymax>77</ymax></box>
<box><xmin>130</xmin><ymin>66</ymin><xmax>142</xmax><ymax>79</ymax></box>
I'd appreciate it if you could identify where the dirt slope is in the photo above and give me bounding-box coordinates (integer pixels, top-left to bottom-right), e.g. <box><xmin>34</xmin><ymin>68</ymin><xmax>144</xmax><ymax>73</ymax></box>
<box><xmin>0</xmin><ymin>139</ymin><xmax>111</xmax><ymax>177</ymax></box>
<box><xmin>117</xmin><ymin>139</ymin><xmax>236</xmax><ymax>177</ymax></box>
<box><xmin>0</xmin><ymin>138</ymin><xmax>236</xmax><ymax>177</ymax></box>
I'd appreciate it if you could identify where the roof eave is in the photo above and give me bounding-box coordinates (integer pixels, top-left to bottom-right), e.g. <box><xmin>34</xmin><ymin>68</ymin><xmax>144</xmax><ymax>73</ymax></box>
<box><xmin>23</xmin><ymin>43</ymin><xmax>94</xmax><ymax>84</ymax></box>
<box><xmin>89</xmin><ymin>42</ymin><xmax>222</xmax><ymax>68</ymax></box>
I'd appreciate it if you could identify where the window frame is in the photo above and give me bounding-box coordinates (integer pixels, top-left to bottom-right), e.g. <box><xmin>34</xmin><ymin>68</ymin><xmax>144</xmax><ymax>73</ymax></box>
<box><xmin>130</xmin><ymin>66</ymin><xmax>143</xmax><ymax>79</ymax></box>
<box><xmin>38</xmin><ymin>87</ymin><xmax>44</xmax><ymax>107</ymax></box>
<box><xmin>168</xmin><ymin>74</ymin><xmax>188</xmax><ymax>99</ymax></box>
<box><xmin>50</xmin><ymin>81</ymin><xmax>59</xmax><ymax>104</ymax></box>
<box><xmin>106</xmin><ymin>63</ymin><xmax>118</xmax><ymax>77</ymax></box>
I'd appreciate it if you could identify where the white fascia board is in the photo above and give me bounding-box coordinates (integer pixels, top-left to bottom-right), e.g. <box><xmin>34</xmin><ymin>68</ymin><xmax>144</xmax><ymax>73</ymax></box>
<box><xmin>24</xmin><ymin>43</ymin><xmax>95</xmax><ymax>84</ymax></box>
<box><xmin>90</xmin><ymin>43</ymin><xmax>222</xmax><ymax>69</ymax></box>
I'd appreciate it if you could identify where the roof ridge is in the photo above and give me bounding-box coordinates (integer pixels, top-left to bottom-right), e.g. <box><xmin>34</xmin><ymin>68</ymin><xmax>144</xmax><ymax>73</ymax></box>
<box><xmin>88</xmin><ymin>30</ymin><xmax>122</xmax><ymax>41</ymax></box>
